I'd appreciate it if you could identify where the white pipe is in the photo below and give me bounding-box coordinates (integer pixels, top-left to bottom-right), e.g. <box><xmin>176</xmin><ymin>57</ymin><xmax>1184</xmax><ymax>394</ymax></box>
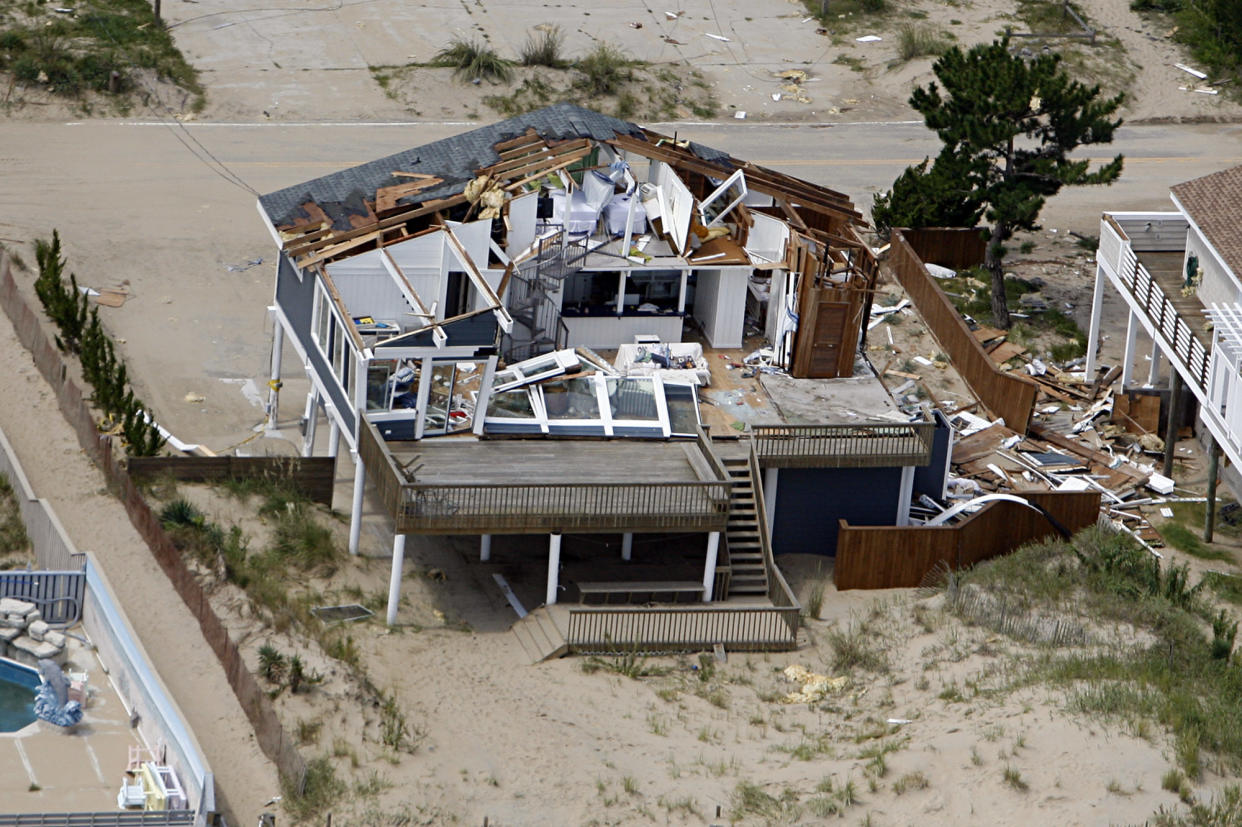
<box><xmin>547</xmin><ymin>533</ymin><xmax>562</xmax><ymax>606</ymax></box>
<box><xmin>348</xmin><ymin>451</ymin><xmax>366</xmax><ymax>556</ymax></box>
<box><xmin>480</xmin><ymin>534</ymin><xmax>492</xmax><ymax>562</ymax></box>
<box><xmin>621</xmin><ymin>533</ymin><xmax>633</xmax><ymax>562</ymax></box>
<box><xmin>1085</xmin><ymin>264</ymin><xmax>1105</xmax><ymax>377</ymax></box>
<box><xmin>266</xmin><ymin>319</ymin><xmax>283</xmax><ymax>430</ymax></box>
<box><xmin>386</xmin><ymin>534</ymin><xmax>406</xmax><ymax>625</ymax></box>
<box><xmin>1121</xmin><ymin>310</ymin><xmax>1138</xmax><ymax>389</ymax></box>
<box><xmin>1148</xmin><ymin>336</ymin><xmax>1161</xmax><ymax>386</ymax></box>
<box><xmin>702</xmin><ymin>531</ymin><xmax>720</xmax><ymax>602</ymax></box>
<box><xmin>301</xmin><ymin>387</ymin><xmax>318</xmax><ymax>458</ymax></box>
<box><xmin>328</xmin><ymin>418</ymin><xmax>341</xmax><ymax>459</ymax></box>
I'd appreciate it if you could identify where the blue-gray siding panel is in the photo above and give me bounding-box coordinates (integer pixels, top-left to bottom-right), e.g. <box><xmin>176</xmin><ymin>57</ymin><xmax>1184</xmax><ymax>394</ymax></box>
<box><xmin>771</xmin><ymin>467</ymin><xmax>904</xmax><ymax>557</ymax></box>
<box><xmin>275</xmin><ymin>256</ymin><xmax>356</xmax><ymax>436</ymax></box>
<box><xmin>913</xmin><ymin>410</ymin><xmax>951</xmax><ymax>501</ymax></box>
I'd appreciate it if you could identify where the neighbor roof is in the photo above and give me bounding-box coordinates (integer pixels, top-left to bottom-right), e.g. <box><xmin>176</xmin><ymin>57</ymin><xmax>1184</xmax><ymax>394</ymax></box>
<box><xmin>258</xmin><ymin>104</ymin><xmax>646</xmax><ymax>230</ymax></box>
<box><xmin>1170</xmin><ymin>164</ymin><xmax>1242</xmax><ymax>279</ymax></box>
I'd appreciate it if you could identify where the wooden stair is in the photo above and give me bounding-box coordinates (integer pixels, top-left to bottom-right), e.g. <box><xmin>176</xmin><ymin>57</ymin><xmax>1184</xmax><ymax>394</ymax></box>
<box><xmin>721</xmin><ymin>456</ymin><xmax>770</xmax><ymax>597</ymax></box>
<box><xmin>510</xmin><ymin>606</ymin><xmax>569</xmax><ymax>663</ymax></box>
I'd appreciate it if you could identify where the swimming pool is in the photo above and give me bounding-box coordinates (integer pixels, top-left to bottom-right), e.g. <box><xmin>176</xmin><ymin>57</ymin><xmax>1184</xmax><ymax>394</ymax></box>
<box><xmin>0</xmin><ymin>657</ymin><xmax>39</xmax><ymax>732</ymax></box>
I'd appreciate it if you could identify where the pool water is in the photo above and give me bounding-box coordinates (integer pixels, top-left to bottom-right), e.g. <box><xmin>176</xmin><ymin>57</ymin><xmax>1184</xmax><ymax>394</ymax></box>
<box><xmin>0</xmin><ymin>658</ymin><xmax>39</xmax><ymax>732</ymax></box>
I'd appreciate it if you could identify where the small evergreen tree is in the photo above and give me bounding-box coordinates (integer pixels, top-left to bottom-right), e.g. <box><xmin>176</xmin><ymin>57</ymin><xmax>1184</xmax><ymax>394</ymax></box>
<box><xmin>872</xmin><ymin>148</ymin><xmax>984</xmax><ymax>240</ymax></box>
<box><xmin>893</xmin><ymin>37</ymin><xmax>1125</xmax><ymax>327</ymax></box>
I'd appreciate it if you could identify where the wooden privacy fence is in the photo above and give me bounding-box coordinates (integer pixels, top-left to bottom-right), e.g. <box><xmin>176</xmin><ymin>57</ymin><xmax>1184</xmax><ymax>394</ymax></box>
<box><xmin>890</xmin><ymin>228</ymin><xmax>1038</xmax><ymax>432</ymax></box>
<box><xmin>0</xmin><ymin>570</ymin><xmax>85</xmax><ymax>625</ymax></box>
<box><xmin>0</xmin><ymin>254</ymin><xmax>307</xmax><ymax>795</ymax></box>
<box><xmin>834</xmin><ymin>491</ymin><xmax>1101</xmax><ymax>590</ymax></box>
<box><xmin>127</xmin><ymin>455</ymin><xmax>337</xmax><ymax>507</ymax></box>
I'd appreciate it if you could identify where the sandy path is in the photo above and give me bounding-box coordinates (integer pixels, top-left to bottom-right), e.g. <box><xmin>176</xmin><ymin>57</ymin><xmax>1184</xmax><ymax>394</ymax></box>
<box><xmin>0</xmin><ymin>302</ymin><xmax>278</xmax><ymax>821</ymax></box>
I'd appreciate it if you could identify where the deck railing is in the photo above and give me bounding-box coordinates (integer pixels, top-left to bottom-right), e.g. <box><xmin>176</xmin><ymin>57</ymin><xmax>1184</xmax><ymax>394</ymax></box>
<box><xmin>750</xmin><ymin>421</ymin><xmax>935</xmax><ymax>468</ymax></box>
<box><xmin>0</xmin><ymin>570</ymin><xmax>85</xmax><ymax>625</ymax></box>
<box><xmin>565</xmin><ymin>605</ymin><xmax>801</xmax><ymax>654</ymax></box>
<box><xmin>359</xmin><ymin>420</ymin><xmax>731</xmax><ymax>534</ymax></box>
<box><xmin>1101</xmin><ymin>216</ymin><xmax>1209</xmax><ymax>389</ymax></box>
<box><xmin>750</xmin><ymin>444</ymin><xmax>800</xmax><ymax>622</ymax></box>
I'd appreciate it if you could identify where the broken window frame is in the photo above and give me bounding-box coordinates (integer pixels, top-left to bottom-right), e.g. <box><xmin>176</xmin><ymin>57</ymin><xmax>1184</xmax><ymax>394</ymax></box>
<box><xmin>698</xmin><ymin>169</ymin><xmax>747</xmax><ymax>228</ymax></box>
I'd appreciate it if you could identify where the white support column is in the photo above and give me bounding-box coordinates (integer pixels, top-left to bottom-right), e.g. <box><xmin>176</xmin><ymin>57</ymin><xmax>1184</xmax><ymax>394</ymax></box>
<box><xmin>386</xmin><ymin>534</ymin><xmax>406</xmax><ymax>626</ymax></box>
<box><xmin>266</xmin><ymin>319</ymin><xmax>283</xmax><ymax>430</ymax></box>
<box><xmin>1084</xmin><ymin>265</ymin><xmax>1106</xmax><ymax>377</ymax></box>
<box><xmin>621</xmin><ymin>533</ymin><xmax>633</xmax><ymax>562</ymax></box>
<box><xmin>546</xmin><ymin>533</ymin><xmax>562</xmax><ymax>606</ymax></box>
<box><xmin>348</xmin><ymin>450</ymin><xmax>366</xmax><ymax>556</ymax></box>
<box><xmin>763</xmin><ymin>467</ymin><xmax>779</xmax><ymax>538</ymax></box>
<box><xmin>1148</xmin><ymin>336</ymin><xmax>1162</xmax><ymax>386</ymax></box>
<box><xmin>480</xmin><ymin>534</ymin><xmax>492</xmax><ymax>562</ymax></box>
<box><xmin>702</xmin><ymin>531</ymin><xmax>721</xmax><ymax>602</ymax></box>
<box><xmin>327</xmin><ymin>409</ymin><xmax>342</xmax><ymax>459</ymax></box>
<box><xmin>897</xmin><ymin>466</ymin><xmax>916</xmax><ymax>527</ymax></box>
<box><xmin>302</xmin><ymin>387</ymin><xmax>319</xmax><ymax>458</ymax></box>
<box><xmin>1121</xmin><ymin>310</ymin><xmax>1139</xmax><ymax>389</ymax></box>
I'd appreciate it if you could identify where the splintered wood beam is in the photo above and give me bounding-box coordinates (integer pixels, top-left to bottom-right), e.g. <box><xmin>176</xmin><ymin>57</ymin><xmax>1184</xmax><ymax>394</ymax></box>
<box><xmin>375</xmin><ymin>177</ymin><xmax>444</xmax><ymax>213</ymax></box>
<box><xmin>390</xmin><ymin>171</ymin><xmax>439</xmax><ymax>181</ymax></box>
<box><xmin>479</xmin><ymin>138</ymin><xmax>591</xmax><ymax>178</ymax></box>
<box><xmin>296</xmin><ymin>231</ymin><xmax>382</xmax><ymax>269</ymax></box>
<box><xmin>502</xmin><ymin>148</ymin><xmax>593</xmax><ymax>192</ymax></box>
<box><xmin>443</xmin><ymin>228</ymin><xmax>512</xmax><ymax>333</ymax></box>
<box><xmin>284</xmin><ymin>193</ymin><xmax>469</xmax><ymax>259</ymax></box>
<box><xmin>278</xmin><ymin>222</ymin><xmax>331</xmax><ymax>245</ymax></box>
<box><xmin>492</xmin><ymin>127</ymin><xmax>542</xmax><ymax>152</ymax></box>
<box><xmin>779</xmin><ymin>199</ymin><xmax>809</xmax><ymax>233</ymax></box>
<box><xmin>608</xmin><ymin>133</ymin><xmax>863</xmax><ymax>222</ymax></box>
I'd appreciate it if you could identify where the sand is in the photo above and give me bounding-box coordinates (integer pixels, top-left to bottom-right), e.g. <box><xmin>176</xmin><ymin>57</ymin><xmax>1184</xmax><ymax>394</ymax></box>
<box><xmin>2</xmin><ymin>0</ymin><xmax>1242</xmax><ymax>823</ymax></box>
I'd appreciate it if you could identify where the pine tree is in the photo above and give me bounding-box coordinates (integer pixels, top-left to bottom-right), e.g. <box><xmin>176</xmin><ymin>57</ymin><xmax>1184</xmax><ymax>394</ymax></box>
<box><xmin>897</xmin><ymin>37</ymin><xmax>1124</xmax><ymax>328</ymax></box>
<box><xmin>872</xmin><ymin>147</ymin><xmax>984</xmax><ymax>240</ymax></box>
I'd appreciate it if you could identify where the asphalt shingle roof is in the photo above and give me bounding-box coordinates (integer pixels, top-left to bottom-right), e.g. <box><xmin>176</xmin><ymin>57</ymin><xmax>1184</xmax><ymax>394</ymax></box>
<box><xmin>1171</xmin><ymin>164</ymin><xmax>1242</xmax><ymax>279</ymax></box>
<box><xmin>259</xmin><ymin>104</ymin><xmax>650</xmax><ymax>230</ymax></box>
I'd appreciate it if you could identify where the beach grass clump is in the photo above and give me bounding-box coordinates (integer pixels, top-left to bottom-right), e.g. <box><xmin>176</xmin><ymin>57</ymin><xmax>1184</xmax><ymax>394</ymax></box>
<box><xmin>433</xmin><ymin>37</ymin><xmax>512</xmax><ymax>83</ymax></box>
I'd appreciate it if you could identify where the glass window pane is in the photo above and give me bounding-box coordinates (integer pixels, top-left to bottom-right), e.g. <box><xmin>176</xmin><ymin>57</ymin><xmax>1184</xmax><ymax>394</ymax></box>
<box><xmin>542</xmin><ymin>377</ymin><xmax>600</xmax><ymax>420</ymax></box>
<box><xmin>606</xmin><ymin>377</ymin><xmax>659</xmax><ymax>421</ymax></box>
<box><xmin>487</xmin><ymin>389</ymin><xmax>535</xmax><ymax>419</ymax></box>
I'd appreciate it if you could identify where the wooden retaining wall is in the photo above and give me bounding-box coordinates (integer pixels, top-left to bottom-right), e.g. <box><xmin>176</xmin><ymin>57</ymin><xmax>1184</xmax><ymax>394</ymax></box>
<box><xmin>890</xmin><ymin>228</ymin><xmax>1038</xmax><ymax>432</ymax></box>
<box><xmin>834</xmin><ymin>491</ymin><xmax>1101</xmax><ymax>590</ymax></box>
<box><xmin>0</xmin><ymin>254</ymin><xmax>307</xmax><ymax>795</ymax></box>
<box><xmin>127</xmin><ymin>455</ymin><xmax>337</xmax><ymax>507</ymax></box>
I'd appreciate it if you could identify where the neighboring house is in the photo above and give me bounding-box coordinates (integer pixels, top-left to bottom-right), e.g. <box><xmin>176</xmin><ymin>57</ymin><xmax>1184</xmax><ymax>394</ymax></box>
<box><xmin>255</xmin><ymin>104</ymin><xmax>945</xmax><ymax>655</ymax></box>
<box><xmin>1086</xmin><ymin>164</ymin><xmax>1242</xmax><ymax>490</ymax></box>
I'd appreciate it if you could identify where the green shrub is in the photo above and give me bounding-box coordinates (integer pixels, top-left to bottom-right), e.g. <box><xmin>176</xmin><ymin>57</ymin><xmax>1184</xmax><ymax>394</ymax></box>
<box><xmin>574</xmin><ymin>42</ymin><xmax>631</xmax><ymax>96</ymax></box>
<box><xmin>520</xmin><ymin>26</ymin><xmax>566</xmax><ymax>68</ymax></box>
<box><xmin>433</xmin><ymin>37</ymin><xmax>512</xmax><ymax>83</ymax></box>
<box><xmin>897</xmin><ymin>23</ymin><xmax>950</xmax><ymax>60</ymax></box>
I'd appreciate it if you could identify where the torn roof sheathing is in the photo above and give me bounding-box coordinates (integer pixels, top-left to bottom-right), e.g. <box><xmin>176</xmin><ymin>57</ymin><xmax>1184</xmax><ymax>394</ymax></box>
<box><xmin>259</xmin><ymin>103</ymin><xmax>867</xmax><ymax>264</ymax></box>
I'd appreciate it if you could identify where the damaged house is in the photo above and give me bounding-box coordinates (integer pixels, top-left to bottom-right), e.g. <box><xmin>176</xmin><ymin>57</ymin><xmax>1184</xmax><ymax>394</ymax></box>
<box><xmin>256</xmin><ymin>104</ymin><xmax>945</xmax><ymax>656</ymax></box>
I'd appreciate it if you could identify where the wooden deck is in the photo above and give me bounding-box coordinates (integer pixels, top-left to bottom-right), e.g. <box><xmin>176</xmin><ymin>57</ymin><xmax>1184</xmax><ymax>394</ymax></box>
<box><xmin>1137</xmin><ymin>250</ymin><xmax>1211</xmax><ymax>355</ymax></box>
<box><xmin>391</xmin><ymin>438</ymin><xmax>717</xmax><ymax>485</ymax></box>
<box><xmin>359</xmin><ymin>421</ymin><xmax>732</xmax><ymax>534</ymax></box>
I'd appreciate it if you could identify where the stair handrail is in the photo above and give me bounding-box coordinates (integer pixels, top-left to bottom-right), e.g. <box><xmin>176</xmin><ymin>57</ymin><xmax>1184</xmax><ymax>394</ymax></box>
<box><xmin>748</xmin><ymin>442</ymin><xmax>800</xmax><ymax>615</ymax></box>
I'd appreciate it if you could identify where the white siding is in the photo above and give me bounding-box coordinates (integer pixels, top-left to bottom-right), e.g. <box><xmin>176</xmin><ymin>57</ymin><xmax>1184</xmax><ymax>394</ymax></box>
<box><xmin>692</xmin><ymin>268</ymin><xmax>748</xmax><ymax>348</ymax></box>
<box><xmin>563</xmin><ymin>314</ymin><xmax>683</xmax><ymax>349</ymax></box>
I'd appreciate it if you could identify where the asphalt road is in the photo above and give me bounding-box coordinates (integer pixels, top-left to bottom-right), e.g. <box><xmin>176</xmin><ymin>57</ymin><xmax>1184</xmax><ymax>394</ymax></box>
<box><xmin>1</xmin><ymin>116</ymin><xmax>1240</xmax><ymax>446</ymax></box>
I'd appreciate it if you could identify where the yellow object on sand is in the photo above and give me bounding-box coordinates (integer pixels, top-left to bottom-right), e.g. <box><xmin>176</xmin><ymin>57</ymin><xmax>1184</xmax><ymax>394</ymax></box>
<box><xmin>780</xmin><ymin>664</ymin><xmax>847</xmax><ymax>703</ymax></box>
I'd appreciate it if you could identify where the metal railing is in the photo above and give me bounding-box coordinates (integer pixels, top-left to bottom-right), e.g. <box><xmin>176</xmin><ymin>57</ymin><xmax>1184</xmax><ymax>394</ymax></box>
<box><xmin>0</xmin><ymin>570</ymin><xmax>85</xmax><ymax>625</ymax></box>
<box><xmin>750</xmin><ymin>421</ymin><xmax>935</xmax><ymax>468</ymax></box>
<box><xmin>1101</xmin><ymin>217</ymin><xmax>1210</xmax><ymax>389</ymax></box>
<box><xmin>565</xmin><ymin>605</ymin><xmax>801</xmax><ymax>654</ymax></box>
